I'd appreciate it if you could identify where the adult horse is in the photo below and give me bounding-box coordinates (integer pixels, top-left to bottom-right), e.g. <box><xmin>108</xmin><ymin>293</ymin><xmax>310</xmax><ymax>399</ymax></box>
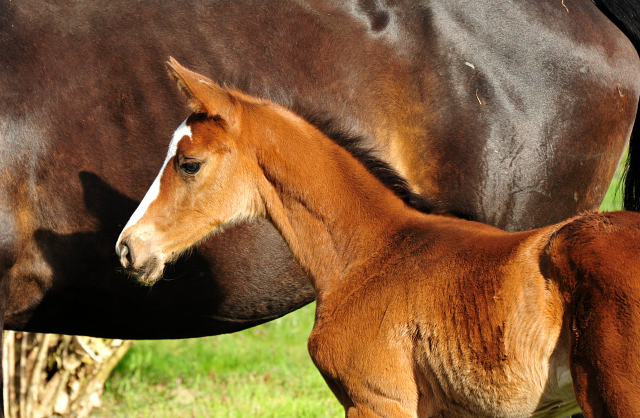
<box><xmin>118</xmin><ymin>60</ymin><xmax>640</xmax><ymax>417</ymax></box>
<box><xmin>0</xmin><ymin>0</ymin><xmax>639</xmax><ymax>354</ymax></box>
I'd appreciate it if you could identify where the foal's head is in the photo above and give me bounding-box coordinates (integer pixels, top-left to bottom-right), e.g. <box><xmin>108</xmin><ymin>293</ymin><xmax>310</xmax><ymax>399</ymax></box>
<box><xmin>116</xmin><ymin>58</ymin><xmax>269</xmax><ymax>284</ymax></box>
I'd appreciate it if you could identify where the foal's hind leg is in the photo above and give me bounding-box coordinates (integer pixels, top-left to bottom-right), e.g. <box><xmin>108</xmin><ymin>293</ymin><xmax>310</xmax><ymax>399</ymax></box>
<box><xmin>569</xmin><ymin>278</ymin><xmax>640</xmax><ymax>418</ymax></box>
<box><xmin>547</xmin><ymin>213</ymin><xmax>640</xmax><ymax>417</ymax></box>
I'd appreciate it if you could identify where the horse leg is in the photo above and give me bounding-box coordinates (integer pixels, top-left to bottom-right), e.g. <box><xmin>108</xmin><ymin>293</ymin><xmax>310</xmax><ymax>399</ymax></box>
<box><xmin>309</xmin><ymin>326</ymin><xmax>419</xmax><ymax>418</ymax></box>
<box><xmin>0</xmin><ymin>319</ymin><xmax>4</xmax><ymax>418</ymax></box>
<box><xmin>568</xmin><ymin>276</ymin><xmax>640</xmax><ymax>418</ymax></box>
<box><xmin>0</xmin><ymin>261</ymin><xmax>7</xmax><ymax>418</ymax></box>
<box><xmin>0</xmin><ymin>214</ymin><xmax>16</xmax><ymax>418</ymax></box>
<box><xmin>546</xmin><ymin>213</ymin><xmax>640</xmax><ymax>417</ymax></box>
<box><xmin>0</xmin><ymin>252</ymin><xmax>10</xmax><ymax>418</ymax></box>
<box><xmin>314</xmin><ymin>367</ymin><xmax>419</xmax><ymax>418</ymax></box>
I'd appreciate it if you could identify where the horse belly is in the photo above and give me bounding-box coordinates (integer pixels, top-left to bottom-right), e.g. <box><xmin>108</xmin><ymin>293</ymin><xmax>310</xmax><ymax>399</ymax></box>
<box><xmin>410</xmin><ymin>354</ymin><xmax>577</xmax><ymax>417</ymax></box>
<box><xmin>412</xmin><ymin>323</ymin><xmax>578</xmax><ymax>418</ymax></box>
<box><xmin>310</xmin><ymin>313</ymin><xmax>578</xmax><ymax>418</ymax></box>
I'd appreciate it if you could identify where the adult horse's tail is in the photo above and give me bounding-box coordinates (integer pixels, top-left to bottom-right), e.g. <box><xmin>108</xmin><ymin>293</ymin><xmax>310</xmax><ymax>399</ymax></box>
<box><xmin>593</xmin><ymin>0</ymin><xmax>640</xmax><ymax>211</ymax></box>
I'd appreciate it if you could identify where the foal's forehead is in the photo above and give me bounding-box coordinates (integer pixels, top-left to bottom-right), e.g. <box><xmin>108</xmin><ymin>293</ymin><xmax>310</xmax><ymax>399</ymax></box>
<box><xmin>174</xmin><ymin>114</ymin><xmax>226</xmax><ymax>152</ymax></box>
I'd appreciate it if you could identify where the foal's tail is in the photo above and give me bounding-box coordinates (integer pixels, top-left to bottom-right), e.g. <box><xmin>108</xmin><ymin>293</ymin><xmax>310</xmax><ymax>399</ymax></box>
<box><xmin>544</xmin><ymin>211</ymin><xmax>640</xmax><ymax>417</ymax></box>
<box><xmin>592</xmin><ymin>0</ymin><xmax>640</xmax><ymax>211</ymax></box>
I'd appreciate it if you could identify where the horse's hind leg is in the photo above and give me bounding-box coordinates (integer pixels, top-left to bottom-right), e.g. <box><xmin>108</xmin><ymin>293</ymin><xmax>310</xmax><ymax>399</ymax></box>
<box><xmin>547</xmin><ymin>212</ymin><xmax>640</xmax><ymax>417</ymax></box>
<box><xmin>570</xmin><ymin>281</ymin><xmax>640</xmax><ymax>417</ymax></box>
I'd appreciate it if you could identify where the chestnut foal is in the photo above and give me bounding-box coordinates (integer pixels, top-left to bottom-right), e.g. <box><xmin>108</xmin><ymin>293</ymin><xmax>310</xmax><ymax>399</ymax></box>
<box><xmin>117</xmin><ymin>59</ymin><xmax>640</xmax><ymax>417</ymax></box>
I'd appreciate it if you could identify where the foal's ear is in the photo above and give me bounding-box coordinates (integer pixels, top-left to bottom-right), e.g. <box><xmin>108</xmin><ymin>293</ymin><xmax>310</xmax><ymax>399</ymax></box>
<box><xmin>166</xmin><ymin>57</ymin><xmax>239</xmax><ymax>130</ymax></box>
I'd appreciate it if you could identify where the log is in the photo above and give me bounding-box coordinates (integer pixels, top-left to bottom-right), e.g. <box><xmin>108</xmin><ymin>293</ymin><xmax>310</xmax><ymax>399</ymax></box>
<box><xmin>2</xmin><ymin>332</ymin><xmax>132</xmax><ymax>418</ymax></box>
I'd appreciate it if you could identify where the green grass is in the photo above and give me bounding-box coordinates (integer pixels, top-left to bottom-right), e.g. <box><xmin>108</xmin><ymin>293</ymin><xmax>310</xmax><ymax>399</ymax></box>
<box><xmin>91</xmin><ymin>303</ymin><xmax>342</xmax><ymax>418</ymax></box>
<box><xmin>92</xmin><ymin>158</ymin><xmax>628</xmax><ymax>417</ymax></box>
<box><xmin>599</xmin><ymin>152</ymin><xmax>626</xmax><ymax>212</ymax></box>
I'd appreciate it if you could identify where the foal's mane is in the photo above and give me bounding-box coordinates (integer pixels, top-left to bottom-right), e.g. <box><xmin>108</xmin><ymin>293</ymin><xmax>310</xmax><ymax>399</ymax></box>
<box><xmin>296</xmin><ymin>110</ymin><xmax>442</xmax><ymax>215</ymax></box>
<box><xmin>196</xmin><ymin>80</ymin><xmax>444</xmax><ymax>216</ymax></box>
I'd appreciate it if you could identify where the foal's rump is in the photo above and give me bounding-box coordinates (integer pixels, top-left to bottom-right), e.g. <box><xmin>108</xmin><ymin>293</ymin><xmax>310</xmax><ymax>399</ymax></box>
<box><xmin>545</xmin><ymin>211</ymin><xmax>640</xmax><ymax>417</ymax></box>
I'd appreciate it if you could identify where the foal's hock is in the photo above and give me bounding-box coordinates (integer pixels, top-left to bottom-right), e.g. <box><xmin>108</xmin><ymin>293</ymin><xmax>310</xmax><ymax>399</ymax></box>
<box><xmin>118</xmin><ymin>59</ymin><xmax>640</xmax><ymax>417</ymax></box>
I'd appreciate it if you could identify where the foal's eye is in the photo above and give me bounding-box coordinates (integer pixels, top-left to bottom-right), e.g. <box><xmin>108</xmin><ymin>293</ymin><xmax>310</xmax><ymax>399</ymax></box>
<box><xmin>180</xmin><ymin>161</ymin><xmax>201</xmax><ymax>175</ymax></box>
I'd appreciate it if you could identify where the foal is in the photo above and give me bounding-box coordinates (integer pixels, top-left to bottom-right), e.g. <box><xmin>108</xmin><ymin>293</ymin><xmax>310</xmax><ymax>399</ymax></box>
<box><xmin>117</xmin><ymin>58</ymin><xmax>640</xmax><ymax>417</ymax></box>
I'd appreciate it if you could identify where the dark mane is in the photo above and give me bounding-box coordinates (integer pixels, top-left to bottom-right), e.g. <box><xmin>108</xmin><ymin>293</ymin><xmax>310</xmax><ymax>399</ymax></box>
<box><xmin>297</xmin><ymin>110</ymin><xmax>442</xmax><ymax>215</ymax></box>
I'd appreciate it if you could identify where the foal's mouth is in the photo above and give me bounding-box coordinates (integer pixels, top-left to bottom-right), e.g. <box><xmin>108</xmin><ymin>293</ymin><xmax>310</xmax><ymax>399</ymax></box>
<box><xmin>124</xmin><ymin>257</ymin><xmax>165</xmax><ymax>287</ymax></box>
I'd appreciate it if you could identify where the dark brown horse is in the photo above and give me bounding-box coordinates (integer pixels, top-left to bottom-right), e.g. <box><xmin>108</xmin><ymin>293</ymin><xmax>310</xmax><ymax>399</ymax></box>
<box><xmin>2</xmin><ymin>0</ymin><xmax>639</xmax><ymax>340</ymax></box>
<box><xmin>119</xmin><ymin>59</ymin><xmax>640</xmax><ymax>417</ymax></box>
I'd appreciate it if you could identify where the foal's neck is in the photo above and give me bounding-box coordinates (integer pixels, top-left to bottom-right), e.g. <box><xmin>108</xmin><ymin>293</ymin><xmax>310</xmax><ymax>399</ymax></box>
<box><xmin>252</xmin><ymin>109</ymin><xmax>417</xmax><ymax>303</ymax></box>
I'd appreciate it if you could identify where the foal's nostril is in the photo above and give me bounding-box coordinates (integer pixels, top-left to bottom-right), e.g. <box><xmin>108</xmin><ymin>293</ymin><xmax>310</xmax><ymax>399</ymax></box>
<box><xmin>119</xmin><ymin>242</ymin><xmax>134</xmax><ymax>268</ymax></box>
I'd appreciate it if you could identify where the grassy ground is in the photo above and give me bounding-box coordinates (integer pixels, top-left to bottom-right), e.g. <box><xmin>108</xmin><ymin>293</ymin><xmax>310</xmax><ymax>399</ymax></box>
<box><xmin>91</xmin><ymin>160</ymin><xmax>628</xmax><ymax>417</ymax></box>
<box><xmin>90</xmin><ymin>303</ymin><xmax>341</xmax><ymax>418</ymax></box>
<box><xmin>599</xmin><ymin>154</ymin><xmax>626</xmax><ymax>212</ymax></box>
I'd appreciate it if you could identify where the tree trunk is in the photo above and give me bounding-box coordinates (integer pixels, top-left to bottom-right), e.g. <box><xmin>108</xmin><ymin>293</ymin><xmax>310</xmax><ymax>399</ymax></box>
<box><xmin>2</xmin><ymin>332</ymin><xmax>132</xmax><ymax>418</ymax></box>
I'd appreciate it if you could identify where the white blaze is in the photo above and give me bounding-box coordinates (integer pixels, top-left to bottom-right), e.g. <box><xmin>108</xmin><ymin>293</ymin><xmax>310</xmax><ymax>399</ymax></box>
<box><xmin>115</xmin><ymin>119</ymin><xmax>192</xmax><ymax>252</ymax></box>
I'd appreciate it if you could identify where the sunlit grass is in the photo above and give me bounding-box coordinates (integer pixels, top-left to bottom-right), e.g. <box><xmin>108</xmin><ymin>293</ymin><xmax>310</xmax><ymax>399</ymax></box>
<box><xmin>599</xmin><ymin>152</ymin><xmax>626</xmax><ymax>212</ymax></box>
<box><xmin>91</xmin><ymin>303</ymin><xmax>341</xmax><ymax>418</ymax></box>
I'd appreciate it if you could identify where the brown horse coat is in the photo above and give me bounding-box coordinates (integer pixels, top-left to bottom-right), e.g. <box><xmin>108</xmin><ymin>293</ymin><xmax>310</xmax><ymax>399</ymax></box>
<box><xmin>2</xmin><ymin>0</ymin><xmax>640</xmax><ymax>340</ymax></box>
<box><xmin>308</xmin><ymin>212</ymin><xmax>640</xmax><ymax>417</ymax></box>
<box><xmin>119</xmin><ymin>60</ymin><xmax>640</xmax><ymax>417</ymax></box>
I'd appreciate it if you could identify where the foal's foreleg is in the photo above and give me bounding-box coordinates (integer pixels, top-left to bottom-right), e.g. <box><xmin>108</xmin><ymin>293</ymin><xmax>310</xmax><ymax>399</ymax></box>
<box><xmin>309</xmin><ymin>328</ymin><xmax>419</xmax><ymax>418</ymax></box>
<box><xmin>317</xmin><ymin>367</ymin><xmax>419</xmax><ymax>418</ymax></box>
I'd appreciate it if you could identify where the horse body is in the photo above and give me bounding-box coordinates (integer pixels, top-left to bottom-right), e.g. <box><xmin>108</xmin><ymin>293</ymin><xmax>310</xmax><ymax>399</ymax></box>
<box><xmin>545</xmin><ymin>213</ymin><xmax>640</xmax><ymax>417</ymax></box>
<box><xmin>308</xmin><ymin>212</ymin><xmax>640</xmax><ymax>417</ymax></box>
<box><xmin>307</xmin><ymin>219</ymin><xmax>577</xmax><ymax>417</ymax></box>
<box><xmin>1</xmin><ymin>0</ymin><xmax>639</xmax><ymax>339</ymax></box>
<box><xmin>118</xmin><ymin>61</ymin><xmax>640</xmax><ymax>416</ymax></box>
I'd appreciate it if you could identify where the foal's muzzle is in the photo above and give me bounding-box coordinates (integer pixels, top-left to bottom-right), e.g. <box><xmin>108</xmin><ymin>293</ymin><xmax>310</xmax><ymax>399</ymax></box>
<box><xmin>117</xmin><ymin>240</ymin><xmax>134</xmax><ymax>269</ymax></box>
<box><xmin>116</xmin><ymin>235</ymin><xmax>165</xmax><ymax>286</ymax></box>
